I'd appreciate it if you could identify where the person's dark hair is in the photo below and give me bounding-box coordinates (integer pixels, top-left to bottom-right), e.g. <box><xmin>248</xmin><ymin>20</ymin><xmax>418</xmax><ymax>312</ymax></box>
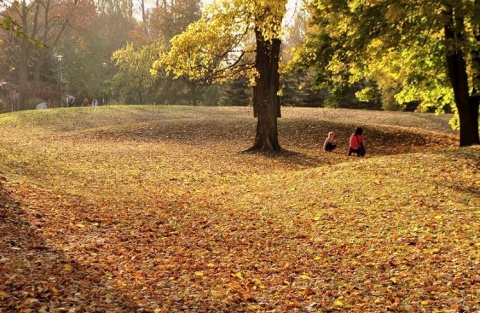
<box><xmin>355</xmin><ymin>127</ymin><xmax>363</xmax><ymax>135</ymax></box>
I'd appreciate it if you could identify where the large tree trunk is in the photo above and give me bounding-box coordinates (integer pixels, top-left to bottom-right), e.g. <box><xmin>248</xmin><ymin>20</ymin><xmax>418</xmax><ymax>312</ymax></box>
<box><xmin>443</xmin><ymin>6</ymin><xmax>480</xmax><ymax>146</ymax></box>
<box><xmin>248</xmin><ymin>29</ymin><xmax>281</xmax><ymax>152</ymax></box>
<box><xmin>469</xmin><ymin>0</ymin><xmax>480</xmax><ymax>145</ymax></box>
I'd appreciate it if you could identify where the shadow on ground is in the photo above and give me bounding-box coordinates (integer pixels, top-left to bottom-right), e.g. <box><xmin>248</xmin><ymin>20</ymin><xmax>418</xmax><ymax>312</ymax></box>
<box><xmin>0</xmin><ymin>176</ymin><xmax>140</xmax><ymax>312</ymax></box>
<box><xmin>0</xmin><ymin>174</ymin><xmax>264</xmax><ymax>312</ymax></box>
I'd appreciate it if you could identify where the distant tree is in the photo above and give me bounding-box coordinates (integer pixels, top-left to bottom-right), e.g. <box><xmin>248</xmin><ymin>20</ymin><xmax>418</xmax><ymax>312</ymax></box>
<box><xmin>110</xmin><ymin>0</ymin><xmax>202</xmax><ymax>105</ymax></box>
<box><xmin>280</xmin><ymin>70</ymin><xmax>327</xmax><ymax>107</ymax></box>
<box><xmin>157</xmin><ymin>0</ymin><xmax>288</xmax><ymax>151</ymax></box>
<box><xmin>1</xmin><ymin>0</ymin><xmax>83</xmax><ymax>110</ymax></box>
<box><xmin>293</xmin><ymin>0</ymin><xmax>479</xmax><ymax>146</ymax></box>
<box><xmin>55</xmin><ymin>0</ymin><xmax>112</xmax><ymax>101</ymax></box>
<box><xmin>281</xmin><ymin>1</ymin><xmax>324</xmax><ymax>107</ymax></box>
<box><xmin>94</xmin><ymin>0</ymin><xmax>134</xmax><ymax>18</ymax></box>
<box><xmin>112</xmin><ymin>42</ymin><xmax>162</xmax><ymax>104</ymax></box>
<box><xmin>53</xmin><ymin>1</ymin><xmax>138</xmax><ymax>104</ymax></box>
<box><xmin>218</xmin><ymin>77</ymin><xmax>251</xmax><ymax>106</ymax></box>
<box><xmin>147</xmin><ymin>0</ymin><xmax>201</xmax><ymax>46</ymax></box>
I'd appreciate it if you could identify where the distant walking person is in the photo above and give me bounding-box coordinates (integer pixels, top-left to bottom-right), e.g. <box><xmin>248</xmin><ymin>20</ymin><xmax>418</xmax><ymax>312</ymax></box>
<box><xmin>323</xmin><ymin>131</ymin><xmax>337</xmax><ymax>152</ymax></box>
<box><xmin>92</xmin><ymin>99</ymin><xmax>98</xmax><ymax>106</ymax></box>
<box><xmin>82</xmin><ymin>97</ymin><xmax>89</xmax><ymax>107</ymax></box>
<box><xmin>66</xmin><ymin>95</ymin><xmax>75</xmax><ymax>107</ymax></box>
<box><xmin>348</xmin><ymin>127</ymin><xmax>366</xmax><ymax>157</ymax></box>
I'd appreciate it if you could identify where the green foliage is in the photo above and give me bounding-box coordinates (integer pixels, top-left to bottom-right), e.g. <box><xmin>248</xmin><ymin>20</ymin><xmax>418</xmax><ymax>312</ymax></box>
<box><xmin>355</xmin><ymin>86</ymin><xmax>380</xmax><ymax>104</ymax></box>
<box><xmin>109</xmin><ymin>0</ymin><xmax>204</xmax><ymax>105</ymax></box>
<box><xmin>289</xmin><ymin>0</ymin><xmax>468</xmax><ymax>116</ymax></box>
<box><xmin>0</xmin><ymin>15</ymin><xmax>12</xmax><ymax>31</ymax></box>
<box><xmin>112</xmin><ymin>43</ymin><xmax>162</xmax><ymax>104</ymax></box>
<box><xmin>280</xmin><ymin>70</ymin><xmax>329</xmax><ymax>107</ymax></box>
<box><xmin>323</xmin><ymin>96</ymin><xmax>339</xmax><ymax>108</ymax></box>
<box><xmin>201</xmin><ymin>84</ymin><xmax>221</xmax><ymax>105</ymax></box>
<box><xmin>217</xmin><ymin>77</ymin><xmax>251</xmax><ymax>106</ymax></box>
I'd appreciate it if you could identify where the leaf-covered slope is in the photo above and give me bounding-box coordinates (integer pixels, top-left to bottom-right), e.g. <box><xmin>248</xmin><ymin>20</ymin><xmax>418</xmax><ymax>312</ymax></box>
<box><xmin>0</xmin><ymin>106</ymin><xmax>478</xmax><ymax>312</ymax></box>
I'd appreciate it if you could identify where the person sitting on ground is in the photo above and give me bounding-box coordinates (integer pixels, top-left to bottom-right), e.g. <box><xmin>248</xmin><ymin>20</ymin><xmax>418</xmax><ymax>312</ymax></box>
<box><xmin>348</xmin><ymin>127</ymin><xmax>366</xmax><ymax>157</ymax></box>
<box><xmin>323</xmin><ymin>131</ymin><xmax>337</xmax><ymax>152</ymax></box>
<box><xmin>66</xmin><ymin>95</ymin><xmax>75</xmax><ymax>107</ymax></box>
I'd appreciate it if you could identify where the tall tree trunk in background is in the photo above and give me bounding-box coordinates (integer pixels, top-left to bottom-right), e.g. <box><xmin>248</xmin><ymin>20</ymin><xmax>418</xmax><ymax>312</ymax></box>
<box><xmin>17</xmin><ymin>0</ymin><xmax>33</xmax><ymax>111</ymax></box>
<box><xmin>189</xmin><ymin>84</ymin><xmax>198</xmax><ymax>106</ymax></box>
<box><xmin>18</xmin><ymin>46</ymin><xmax>30</xmax><ymax>111</ymax></box>
<box><xmin>137</xmin><ymin>88</ymin><xmax>144</xmax><ymax>104</ymax></box>
<box><xmin>12</xmin><ymin>0</ymin><xmax>75</xmax><ymax>110</ymax></box>
<box><xmin>140</xmin><ymin>0</ymin><xmax>146</xmax><ymax>23</ymax></box>
<box><xmin>248</xmin><ymin>28</ymin><xmax>281</xmax><ymax>152</ymax></box>
<box><xmin>443</xmin><ymin>5</ymin><xmax>480</xmax><ymax>146</ymax></box>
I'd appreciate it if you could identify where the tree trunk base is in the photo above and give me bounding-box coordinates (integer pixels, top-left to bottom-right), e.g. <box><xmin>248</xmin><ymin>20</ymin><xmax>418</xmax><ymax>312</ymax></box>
<box><xmin>244</xmin><ymin>139</ymin><xmax>282</xmax><ymax>153</ymax></box>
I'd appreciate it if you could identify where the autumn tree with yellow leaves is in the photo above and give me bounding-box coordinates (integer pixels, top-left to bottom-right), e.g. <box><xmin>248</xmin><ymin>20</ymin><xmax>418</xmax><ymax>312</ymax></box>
<box><xmin>156</xmin><ymin>0</ymin><xmax>288</xmax><ymax>151</ymax></box>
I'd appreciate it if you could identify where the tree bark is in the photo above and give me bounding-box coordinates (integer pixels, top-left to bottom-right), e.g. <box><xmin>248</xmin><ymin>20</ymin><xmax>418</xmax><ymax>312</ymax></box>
<box><xmin>18</xmin><ymin>46</ymin><xmax>30</xmax><ymax>111</ymax></box>
<box><xmin>443</xmin><ymin>6</ymin><xmax>480</xmax><ymax>146</ymax></box>
<box><xmin>137</xmin><ymin>88</ymin><xmax>144</xmax><ymax>104</ymax></box>
<box><xmin>190</xmin><ymin>84</ymin><xmax>198</xmax><ymax>106</ymax></box>
<box><xmin>469</xmin><ymin>0</ymin><xmax>480</xmax><ymax>144</ymax></box>
<box><xmin>248</xmin><ymin>29</ymin><xmax>281</xmax><ymax>152</ymax></box>
<box><xmin>16</xmin><ymin>1</ymin><xmax>32</xmax><ymax>111</ymax></box>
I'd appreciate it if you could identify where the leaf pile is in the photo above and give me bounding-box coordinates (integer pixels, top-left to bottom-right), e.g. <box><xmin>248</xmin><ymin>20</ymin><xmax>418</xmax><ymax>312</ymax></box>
<box><xmin>0</xmin><ymin>106</ymin><xmax>478</xmax><ymax>312</ymax></box>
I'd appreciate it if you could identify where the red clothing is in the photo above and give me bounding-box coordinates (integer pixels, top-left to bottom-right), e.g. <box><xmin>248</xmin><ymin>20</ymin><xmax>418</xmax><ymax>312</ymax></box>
<box><xmin>349</xmin><ymin>134</ymin><xmax>364</xmax><ymax>149</ymax></box>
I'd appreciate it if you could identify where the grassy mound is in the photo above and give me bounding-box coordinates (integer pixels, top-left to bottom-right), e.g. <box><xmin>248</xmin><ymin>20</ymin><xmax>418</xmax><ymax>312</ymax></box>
<box><xmin>0</xmin><ymin>105</ymin><xmax>478</xmax><ymax>312</ymax></box>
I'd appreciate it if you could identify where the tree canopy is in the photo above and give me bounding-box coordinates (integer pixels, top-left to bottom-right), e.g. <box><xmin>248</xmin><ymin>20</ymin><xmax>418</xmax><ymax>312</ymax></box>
<box><xmin>290</xmin><ymin>0</ymin><xmax>480</xmax><ymax>146</ymax></box>
<box><xmin>155</xmin><ymin>0</ymin><xmax>288</xmax><ymax>151</ymax></box>
<box><xmin>154</xmin><ymin>0</ymin><xmax>256</xmax><ymax>85</ymax></box>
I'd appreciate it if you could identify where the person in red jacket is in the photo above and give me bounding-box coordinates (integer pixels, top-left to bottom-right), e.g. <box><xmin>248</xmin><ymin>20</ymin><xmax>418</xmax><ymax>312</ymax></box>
<box><xmin>348</xmin><ymin>127</ymin><xmax>366</xmax><ymax>157</ymax></box>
